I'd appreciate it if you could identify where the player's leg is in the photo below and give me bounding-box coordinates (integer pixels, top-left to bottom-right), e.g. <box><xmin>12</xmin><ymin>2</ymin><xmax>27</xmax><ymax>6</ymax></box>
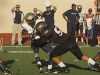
<box><xmin>0</xmin><ymin>58</ymin><xmax>11</xmax><ymax>75</ymax></box>
<box><xmin>91</xmin><ymin>25</ymin><xmax>98</xmax><ymax>47</ymax></box>
<box><xmin>88</xmin><ymin>52</ymin><xmax>100</xmax><ymax>70</ymax></box>
<box><xmin>80</xmin><ymin>25</ymin><xmax>85</xmax><ymax>45</ymax></box>
<box><xmin>11</xmin><ymin>24</ymin><xmax>18</xmax><ymax>45</ymax></box>
<box><xmin>93</xmin><ymin>52</ymin><xmax>100</xmax><ymax>62</ymax></box>
<box><xmin>86</xmin><ymin>29</ymin><xmax>89</xmax><ymax>46</ymax></box>
<box><xmin>31</xmin><ymin>45</ymin><xmax>44</xmax><ymax>73</ymax></box>
<box><xmin>76</xmin><ymin>23</ymin><xmax>79</xmax><ymax>43</ymax></box>
<box><xmin>70</xmin><ymin>43</ymin><xmax>100</xmax><ymax>71</ymax></box>
<box><xmin>76</xmin><ymin>30</ymin><xmax>79</xmax><ymax>43</ymax></box>
<box><xmin>50</xmin><ymin>42</ymin><xmax>71</xmax><ymax>73</ymax></box>
<box><xmin>40</xmin><ymin>42</ymin><xmax>56</xmax><ymax>73</ymax></box>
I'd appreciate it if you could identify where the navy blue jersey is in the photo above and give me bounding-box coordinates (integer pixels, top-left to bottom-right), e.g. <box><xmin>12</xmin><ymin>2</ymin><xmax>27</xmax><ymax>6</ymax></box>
<box><xmin>42</xmin><ymin>10</ymin><xmax>55</xmax><ymax>25</ymax></box>
<box><xmin>32</xmin><ymin>25</ymin><xmax>70</xmax><ymax>46</ymax></box>
<box><xmin>14</xmin><ymin>10</ymin><xmax>24</xmax><ymax>24</ymax></box>
<box><xmin>63</xmin><ymin>9</ymin><xmax>79</xmax><ymax>26</ymax></box>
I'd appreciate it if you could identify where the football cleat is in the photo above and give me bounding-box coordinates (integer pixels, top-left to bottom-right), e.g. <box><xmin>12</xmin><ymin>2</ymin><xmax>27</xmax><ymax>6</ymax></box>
<box><xmin>39</xmin><ymin>68</ymin><xmax>44</xmax><ymax>73</ymax></box>
<box><xmin>88</xmin><ymin>63</ymin><xmax>94</xmax><ymax>70</ymax></box>
<box><xmin>94</xmin><ymin>63</ymin><xmax>100</xmax><ymax>71</ymax></box>
<box><xmin>60</xmin><ymin>67</ymin><xmax>70</xmax><ymax>73</ymax></box>
<box><xmin>45</xmin><ymin>69</ymin><xmax>58</xmax><ymax>73</ymax></box>
<box><xmin>4</xmin><ymin>71</ymin><xmax>11</xmax><ymax>75</ymax></box>
<box><xmin>37</xmin><ymin>64</ymin><xmax>44</xmax><ymax>73</ymax></box>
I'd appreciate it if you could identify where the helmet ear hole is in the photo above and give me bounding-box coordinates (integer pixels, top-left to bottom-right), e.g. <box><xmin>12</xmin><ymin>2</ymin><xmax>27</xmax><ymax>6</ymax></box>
<box><xmin>35</xmin><ymin>22</ymin><xmax>47</xmax><ymax>34</ymax></box>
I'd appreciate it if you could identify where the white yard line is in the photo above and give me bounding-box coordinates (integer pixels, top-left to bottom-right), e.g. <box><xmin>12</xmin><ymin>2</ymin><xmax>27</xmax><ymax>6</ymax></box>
<box><xmin>7</xmin><ymin>51</ymin><xmax>34</xmax><ymax>53</ymax></box>
<box><xmin>2</xmin><ymin>45</ymin><xmax>100</xmax><ymax>48</ymax></box>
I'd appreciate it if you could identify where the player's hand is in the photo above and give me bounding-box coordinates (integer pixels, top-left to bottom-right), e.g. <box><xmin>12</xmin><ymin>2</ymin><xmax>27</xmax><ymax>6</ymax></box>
<box><xmin>35</xmin><ymin>36</ymin><xmax>40</xmax><ymax>39</ymax></box>
<box><xmin>66</xmin><ymin>20</ymin><xmax>71</xmax><ymax>22</ymax></box>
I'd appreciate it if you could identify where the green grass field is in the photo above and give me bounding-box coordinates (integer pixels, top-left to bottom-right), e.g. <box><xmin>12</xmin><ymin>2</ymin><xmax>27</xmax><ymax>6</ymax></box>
<box><xmin>0</xmin><ymin>46</ymin><xmax>100</xmax><ymax>75</ymax></box>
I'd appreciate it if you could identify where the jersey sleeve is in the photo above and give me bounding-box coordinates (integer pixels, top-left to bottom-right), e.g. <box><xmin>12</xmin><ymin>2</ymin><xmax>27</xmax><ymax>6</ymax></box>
<box><xmin>63</xmin><ymin>10</ymin><xmax>70</xmax><ymax>16</ymax></box>
<box><xmin>31</xmin><ymin>29</ymin><xmax>53</xmax><ymax>46</ymax></box>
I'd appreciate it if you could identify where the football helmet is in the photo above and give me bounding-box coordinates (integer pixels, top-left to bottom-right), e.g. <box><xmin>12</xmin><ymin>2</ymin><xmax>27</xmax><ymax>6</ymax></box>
<box><xmin>35</xmin><ymin>21</ymin><xmax>47</xmax><ymax>34</ymax></box>
<box><xmin>25</xmin><ymin>13</ymin><xmax>36</xmax><ymax>27</ymax></box>
<box><xmin>77</xmin><ymin>5</ymin><xmax>82</xmax><ymax>12</ymax></box>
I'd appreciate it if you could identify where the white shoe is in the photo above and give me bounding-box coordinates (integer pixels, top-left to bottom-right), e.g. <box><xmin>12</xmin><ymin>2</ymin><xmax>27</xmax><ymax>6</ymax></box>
<box><xmin>4</xmin><ymin>71</ymin><xmax>11</xmax><ymax>75</ymax></box>
<box><xmin>11</xmin><ymin>43</ymin><xmax>14</xmax><ymax>45</ymax></box>
<box><xmin>88</xmin><ymin>63</ymin><xmax>94</xmax><ymax>70</ymax></box>
<box><xmin>18</xmin><ymin>43</ymin><xmax>23</xmax><ymax>45</ymax></box>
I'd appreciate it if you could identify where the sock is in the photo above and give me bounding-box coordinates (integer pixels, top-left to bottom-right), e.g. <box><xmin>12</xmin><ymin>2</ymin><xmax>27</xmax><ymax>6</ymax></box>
<box><xmin>48</xmin><ymin>65</ymin><xmax>52</xmax><ymax>69</ymax></box>
<box><xmin>81</xmin><ymin>38</ymin><xmax>83</xmax><ymax>43</ymax></box>
<box><xmin>58</xmin><ymin>61</ymin><xmax>66</xmax><ymax>67</ymax></box>
<box><xmin>35</xmin><ymin>57</ymin><xmax>42</xmax><ymax>65</ymax></box>
<box><xmin>88</xmin><ymin>58</ymin><xmax>96</xmax><ymax>65</ymax></box>
<box><xmin>34</xmin><ymin>53</ymin><xmax>39</xmax><ymax>58</ymax></box>
<box><xmin>76</xmin><ymin>38</ymin><xmax>78</xmax><ymax>42</ymax></box>
<box><xmin>47</xmin><ymin>59</ymin><xmax>53</xmax><ymax>69</ymax></box>
<box><xmin>37</xmin><ymin>61</ymin><xmax>42</xmax><ymax>65</ymax></box>
<box><xmin>0</xmin><ymin>63</ymin><xmax>7</xmax><ymax>72</ymax></box>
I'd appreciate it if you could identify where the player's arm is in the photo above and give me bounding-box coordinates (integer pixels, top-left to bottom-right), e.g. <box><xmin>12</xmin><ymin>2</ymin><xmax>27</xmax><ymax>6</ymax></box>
<box><xmin>31</xmin><ymin>29</ymin><xmax>53</xmax><ymax>46</ymax></box>
<box><xmin>31</xmin><ymin>35</ymin><xmax>50</xmax><ymax>46</ymax></box>
<box><xmin>62</xmin><ymin>10</ymin><xmax>71</xmax><ymax>22</ymax></box>
<box><xmin>51</xmin><ymin>5</ymin><xmax>57</xmax><ymax>12</ymax></box>
<box><xmin>11</xmin><ymin>6</ymin><xmax>16</xmax><ymax>13</ymax></box>
<box><xmin>37</xmin><ymin>9</ymin><xmax>43</xmax><ymax>16</ymax></box>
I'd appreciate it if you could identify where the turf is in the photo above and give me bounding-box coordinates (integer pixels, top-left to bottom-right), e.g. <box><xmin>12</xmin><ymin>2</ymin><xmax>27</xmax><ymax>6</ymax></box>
<box><xmin>0</xmin><ymin>46</ymin><xmax>100</xmax><ymax>75</ymax></box>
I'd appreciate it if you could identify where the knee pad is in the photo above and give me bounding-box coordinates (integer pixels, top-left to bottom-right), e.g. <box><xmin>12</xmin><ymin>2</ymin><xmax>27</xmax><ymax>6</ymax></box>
<box><xmin>98</xmin><ymin>52</ymin><xmax>100</xmax><ymax>57</ymax></box>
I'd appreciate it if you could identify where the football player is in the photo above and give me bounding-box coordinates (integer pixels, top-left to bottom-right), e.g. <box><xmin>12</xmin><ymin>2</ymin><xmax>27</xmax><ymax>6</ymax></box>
<box><xmin>21</xmin><ymin>13</ymin><xmax>55</xmax><ymax>73</ymax></box>
<box><xmin>31</xmin><ymin>21</ymin><xmax>100</xmax><ymax>73</ymax></box>
<box><xmin>76</xmin><ymin>5</ymin><xmax>86</xmax><ymax>45</ymax></box>
<box><xmin>0</xmin><ymin>46</ymin><xmax>11</xmax><ymax>75</ymax></box>
<box><xmin>84</xmin><ymin>8</ymin><xmax>94</xmax><ymax>46</ymax></box>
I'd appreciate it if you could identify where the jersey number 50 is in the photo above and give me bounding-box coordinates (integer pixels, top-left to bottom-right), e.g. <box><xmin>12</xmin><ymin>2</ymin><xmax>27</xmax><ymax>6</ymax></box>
<box><xmin>54</xmin><ymin>26</ymin><xmax>63</xmax><ymax>36</ymax></box>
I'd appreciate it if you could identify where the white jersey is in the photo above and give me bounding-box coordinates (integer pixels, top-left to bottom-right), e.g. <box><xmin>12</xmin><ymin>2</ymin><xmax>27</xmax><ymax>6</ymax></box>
<box><xmin>21</xmin><ymin>19</ymin><xmax>44</xmax><ymax>34</ymax></box>
<box><xmin>78</xmin><ymin>11</ymin><xmax>85</xmax><ymax>25</ymax></box>
<box><xmin>86</xmin><ymin>18</ymin><xmax>92</xmax><ymax>30</ymax></box>
<box><xmin>21</xmin><ymin>22</ymin><xmax>34</xmax><ymax>34</ymax></box>
<box><xmin>85</xmin><ymin>14</ymin><xmax>93</xmax><ymax>30</ymax></box>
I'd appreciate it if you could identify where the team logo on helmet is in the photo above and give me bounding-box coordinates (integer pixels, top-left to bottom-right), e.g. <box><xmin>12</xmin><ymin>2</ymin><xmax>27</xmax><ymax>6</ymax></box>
<box><xmin>25</xmin><ymin>13</ymin><xmax>35</xmax><ymax>21</ymax></box>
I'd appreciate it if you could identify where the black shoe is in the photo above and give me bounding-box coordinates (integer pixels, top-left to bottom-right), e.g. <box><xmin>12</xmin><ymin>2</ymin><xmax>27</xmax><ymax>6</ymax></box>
<box><xmin>39</xmin><ymin>68</ymin><xmax>44</xmax><ymax>73</ymax></box>
<box><xmin>37</xmin><ymin>64</ymin><xmax>44</xmax><ymax>73</ymax></box>
<box><xmin>45</xmin><ymin>69</ymin><xmax>58</xmax><ymax>73</ymax></box>
<box><xmin>60</xmin><ymin>67</ymin><xmax>70</xmax><ymax>73</ymax></box>
<box><xmin>90</xmin><ymin>44</ymin><xmax>96</xmax><ymax>47</ymax></box>
<box><xmin>94</xmin><ymin>63</ymin><xmax>100</xmax><ymax>71</ymax></box>
<box><xmin>4</xmin><ymin>70</ymin><xmax>11</xmax><ymax>75</ymax></box>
